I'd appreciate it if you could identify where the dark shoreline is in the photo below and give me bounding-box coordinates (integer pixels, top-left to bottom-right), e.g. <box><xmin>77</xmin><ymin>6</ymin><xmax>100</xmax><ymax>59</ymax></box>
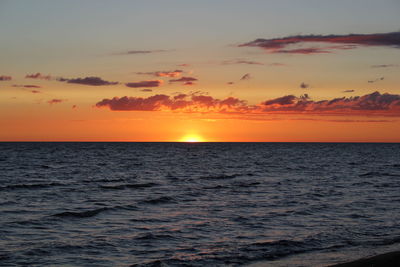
<box><xmin>329</xmin><ymin>251</ymin><xmax>400</xmax><ymax>267</ymax></box>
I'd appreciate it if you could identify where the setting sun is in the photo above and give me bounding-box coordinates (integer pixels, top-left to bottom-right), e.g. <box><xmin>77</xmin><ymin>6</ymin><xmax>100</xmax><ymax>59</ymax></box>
<box><xmin>179</xmin><ymin>134</ymin><xmax>205</xmax><ymax>143</ymax></box>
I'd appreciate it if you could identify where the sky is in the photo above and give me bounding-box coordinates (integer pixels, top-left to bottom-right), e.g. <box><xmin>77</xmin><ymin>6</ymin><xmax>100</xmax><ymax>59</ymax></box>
<box><xmin>1</xmin><ymin>0</ymin><xmax>400</xmax><ymax>142</ymax></box>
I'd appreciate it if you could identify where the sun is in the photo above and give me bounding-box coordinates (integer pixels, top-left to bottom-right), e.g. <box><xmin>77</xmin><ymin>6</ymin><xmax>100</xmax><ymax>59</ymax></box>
<box><xmin>179</xmin><ymin>134</ymin><xmax>205</xmax><ymax>143</ymax></box>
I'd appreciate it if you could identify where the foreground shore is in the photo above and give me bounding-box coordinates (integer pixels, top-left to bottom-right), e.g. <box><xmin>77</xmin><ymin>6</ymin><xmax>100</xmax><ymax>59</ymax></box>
<box><xmin>329</xmin><ymin>251</ymin><xmax>400</xmax><ymax>267</ymax></box>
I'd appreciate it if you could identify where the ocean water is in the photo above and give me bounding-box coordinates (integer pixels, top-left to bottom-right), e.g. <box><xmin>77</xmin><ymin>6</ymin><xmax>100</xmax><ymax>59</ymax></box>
<box><xmin>1</xmin><ymin>142</ymin><xmax>400</xmax><ymax>266</ymax></box>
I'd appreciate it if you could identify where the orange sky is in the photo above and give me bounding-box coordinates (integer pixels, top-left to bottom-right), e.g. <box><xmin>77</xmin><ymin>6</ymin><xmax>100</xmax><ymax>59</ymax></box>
<box><xmin>1</xmin><ymin>1</ymin><xmax>400</xmax><ymax>142</ymax></box>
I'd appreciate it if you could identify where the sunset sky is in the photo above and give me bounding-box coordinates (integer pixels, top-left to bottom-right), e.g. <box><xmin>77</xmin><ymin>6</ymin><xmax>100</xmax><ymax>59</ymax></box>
<box><xmin>1</xmin><ymin>0</ymin><xmax>400</xmax><ymax>142</ymax></box>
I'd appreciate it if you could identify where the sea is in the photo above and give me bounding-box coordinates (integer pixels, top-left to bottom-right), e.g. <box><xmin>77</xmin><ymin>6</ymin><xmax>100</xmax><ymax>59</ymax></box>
<box><xmin>1</xmin><ymin>142</ymin><xmax>400</xmax><ymax>266</ymax></box>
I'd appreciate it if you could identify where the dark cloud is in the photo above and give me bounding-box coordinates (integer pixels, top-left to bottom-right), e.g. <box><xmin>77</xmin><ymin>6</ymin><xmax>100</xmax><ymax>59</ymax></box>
<box><xmin>343</xmin><ymin>90</ymin><xmax>355</xmax><ymax>93</ymax></box>
<box><xmin>227</xmin><ymin>82</ymin><xmax>234</xmax><ymax>85</ymax></box>
<box><xmin>140</xmin><ymin>89</ymin><xmax>153</xmax><ymax>92</ymax></box>
<box><xmin>58</xmin><ymin>76</ymin><xmax>118</xmax><ymax>86</ymax></box>
<box><xmin>25</xmin><ymin>73</ymin><xmax>51</xmax><ymax>80</ymax></box>
<box><xmin>222</xmin><ymin>59</ymin><xmax>264</xmax><ymax>65</ymax></box>
<box><xmin>300</xmin><ymin>82</ymin><xmax>310</xmax><ymax>89</ymax></box>
<box><xmin>169</xmin><ymin>77</ymin><xmax>198</xmax><ymax>83</ymax></box>
<box><xmin>261</xmin><ymin>91</ymin><xmax>400</xmax><ymax>115</ymax></box>
<box><xmin>368</xmin><ymin>77</ymin><xmax>384</xmax><ymax>83</ymax></box>
<box><xmin>371</xmin><ymin>64</ymin><xmax>399</xmax><ymax>68</ymax></box>
<box><xmin>239</xmin><ymin>32</ymin><xmax>400</xmax><ymax>54</ymax></box>
<box><xmin>183</xmin><ymin>81</ymin><xmax>195</xmax><ymax>86</ymax></box>
<box><xmin>240</xmin><ymin>73</ymin><xmax>251</xmax><ymax>80</ymax></box>
<box><xmin>125</xmin><ymin>80</ymin><xmax>163</xmax><ymax>88</ymax></box>
<box><xmin>48</xmin><ymin>99</ymin><xmax>65</xmax><ymax>104</ymax></box>
<box><xmin>31</xmin><ymin>90</ymin><xmax>41</xmax><ymax>94</ymax></box>
<box><xmin>0</xmin><ymin>75</ymin><xmax>12</xmax><ymax>81</ymax></box>
<box><xmin>136</xmin><ymin>70</ymin><xmax>183</xmax><ymax>78</ymax></box>
<box><xmin>72</xmin><ymin>105</ymin><xmax>77</xmax><ymax>109</ymax></box>
<box><xmin>264</xmin><ymin>95</ymin><xmax>297</xmax><ymax>106</ymax></box>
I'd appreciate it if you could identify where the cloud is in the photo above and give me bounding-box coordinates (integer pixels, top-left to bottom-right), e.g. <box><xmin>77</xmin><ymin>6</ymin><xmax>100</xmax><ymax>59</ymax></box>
<box><xmin>263</xmin><ymin>95</ymin><xmax>297</xmax><ymax>105</ymax></box>
<box><xmin>58</xmin><ymin>76</ymin><xmax>118</xmax><ymax>86</ymax></box>
<box><xmin>136</xmin><ymin>70</ymin><xmax>183</xmax><ymax>77</ymax></box>
<box><xmin>222</xmin><ymin>59</ymin><xmax>264</xmax><ymax>65</ymax></box>
<box><xmin>125</xmin><ymin>80</ymin><xmax>163</xmax><ymax>88</ymax></box>
<box><xmin>177</xmin><ymin>63</ymin><xmax>190</xmax><ymax>67</ymax></box>
<box><xmin>0</xmin><ymin>75</ymin><xmax>12</xmax><ymax>81</ymax></box>
<box><xmin>72</xmin><ymin>105</ymin><xmax>77</xmax><ymax>109</ymax></box>
<box><xmin>169</xmin><ymin>77</ymin><xmax>198</xmax><ymax>83</ymax></box>
<box><xmin>227</xmin><ymin>82</ymin><xmax>234</xmax><ymax>85</ymax></box>
<box><xmin>96</xmin><ymin>91</ymin><xmax>400</xmax><ymax>117</ymax></box>
<box><xmin>260</xmin><ymin>91</ymin><xmax>400</xmax><ymax>116</ymax></box>
<box><xmin>239</xmin><ymin>31</ymin><xmax>400</xmax><ymax>54</ymax></box>
<box><xmin>140</xmin><ymin>89</ymin><xmax>153</xmax><ymax>92</ymax></box>
<box><xmin>300</xmin><ymin>82</ymin><xmax>310</xmax><ymax>89</ymax></box>
<box><xmin>48</xmin><ymin>99</ymin><xmax>65</xmax><ymax>105</ymax></box>
<box><xmin>12</xmin><ymin>84</ymin><xmax>41</xmax><ymax>88</ymax></box>
<box><xmin>240</xmin><ymin>73</ymin><xmax>251</xmax><ymax>80</ymax></box>
<box><xmin>183</xmin><ymin>81</ymin><xmax>195</xmax><ymax>86</ymax></box>
<box><xmin>96</xmin><ymin>92</ymin><xmax>248</xmax><ymax>112</ymax></box>
<box><xmin>31</xmin><ymin>90</ymin><xmax>41</xmax><ymax>94</ymax></box>
<box><xmin>343</xmin><ymin>90</ymin><xmax>355</xmax><ymax>93</ymax></box>
<box><xmin>119</xmin><ymin>49</ymin><xmax>170</xmax><ymax>55</ymax></box>
<box><xmin>371</xmin><ymin>64</ymin><xmax>399</xmax><ymax>68</ymax></box>
<box><xmin>368</xmin><ymin>77</ymin><xmax>384</xmax><ymax>83</ymax></box>
<box><xmin>25</xmin><ymin>73</ymin><xmax>51</xmax><ymax>80</ymax></box>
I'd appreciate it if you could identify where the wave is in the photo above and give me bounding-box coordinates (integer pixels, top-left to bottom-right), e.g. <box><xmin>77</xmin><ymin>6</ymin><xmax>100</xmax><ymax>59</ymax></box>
<box><xmin>99</xmin><ymin>182</ymin><xmax>158</xmax><ymax>190</ymax></box>
<box><xmin>0</xmin><ymin>182</ymin><xmax>64</xmax><ymax>191</ymax></box>
<box><xmin>359</xmin><ymin>171</ymin><xmax>400</xmax><ymax>177</ymax></box>
<box><xmin>140</xmin><ymin>196</ymin><xmax>176</xmax><ymax>205</ymax></box>
<box><xmin>132</xmin><ymin>239</ymin><xmax>319</xmax><ymax>266</ymax></box>
<box><xmin>52</xmin><ymin>207</ymin><xmax>110</xmax><ymax>218</ymax></box>
<box><xmin>200</xmin><ymin>173</ymin><xmax>239</xmax><ymax>180</ymax></box>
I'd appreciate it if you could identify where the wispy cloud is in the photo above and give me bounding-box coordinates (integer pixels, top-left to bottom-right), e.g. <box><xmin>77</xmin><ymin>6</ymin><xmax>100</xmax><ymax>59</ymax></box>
<box><xmin>368</xmin><ymin>77</ymin><xmax>384</xmax><ymax>83</ymax></box>
<box><xmin>117</xmin><ymin>49</ymin><xmax>171</xmax><ymax>55</ymax></box>
<box><xmin>240</xmin><ymin>31</ymin><xmax>400</xmax><ymax>54</ymax></box>
<box><xmin>343</xmin><ymin>90</ymin><xmax>355</xmax><ymax>93</ymax></box>
<box><xmin>48</xmin><ymin>99</ymin><xmax>66</xmax><ymax>105</ymax></box>
<box><xmin>12</xmin><ymin>84</ymin><xmax>41</xmax><ymax>88</ymax></box>
<box><xmin>169</xmin><ymin>77</ymin><xmax>198</xmax><ymax>83</ymax></box>
<box><xmin>222</xmin><ymin>59</ymin><xmax>264</xmax><ymax>65</ymax></box>
<box><xmin>25</xmin><ymin>73</ymin><xmax>51</xmax><ymax>80</ymax></box>
<box><xmin>371</xmin><ymin>64</ymin><xmax>399</xmax><ymax>68</ymax></box>
<box><xmin>240</xmin><ymin>73</ymin><xmax>251</xmax><ymax>80</ymax></box>
<box><xmin>126</xmin><ymin>80</ymin><xmax>163</xmax><ymax>88</ymax></box>
<box><xmin>136</xmin><ymin>70</ymin><xmax>183</xmax><ymax>78</ymax></box>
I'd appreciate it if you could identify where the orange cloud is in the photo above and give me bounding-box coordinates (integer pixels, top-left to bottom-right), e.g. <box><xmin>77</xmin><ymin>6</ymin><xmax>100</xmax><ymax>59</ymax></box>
<box><xmin>96</xmin><ymin>91</ymin><xmax>400</xmax><ymax>117</ymax></box>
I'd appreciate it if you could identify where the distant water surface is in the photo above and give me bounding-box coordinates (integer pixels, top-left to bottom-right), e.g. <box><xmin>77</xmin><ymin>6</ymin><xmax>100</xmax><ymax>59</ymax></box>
<box><xmin>1</xmin><ymin>142</ymin><xmax>400</xmax><ymax>266</ymax></box>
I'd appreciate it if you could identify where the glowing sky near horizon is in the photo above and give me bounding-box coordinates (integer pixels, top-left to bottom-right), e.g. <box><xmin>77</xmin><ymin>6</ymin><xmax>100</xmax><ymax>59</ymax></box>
<box><xmin>1</xmin><ymin>0</ymin><xmax>400</xmax><ymax>141</ymax></box>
